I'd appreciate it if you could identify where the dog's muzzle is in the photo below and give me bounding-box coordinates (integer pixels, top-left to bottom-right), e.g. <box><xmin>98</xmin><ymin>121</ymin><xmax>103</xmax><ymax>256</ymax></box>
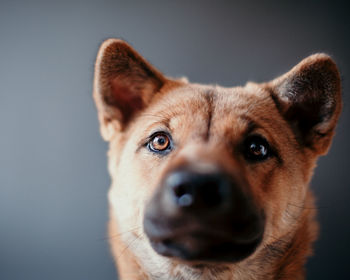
<box><xmin>143</xmin><ymin>165</ymin><xmax>265</xmax><ymax>263</ymax></box>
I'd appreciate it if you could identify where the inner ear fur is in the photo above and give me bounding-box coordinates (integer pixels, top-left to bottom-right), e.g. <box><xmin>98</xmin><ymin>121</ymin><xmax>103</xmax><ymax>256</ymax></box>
<box><xmin>93</xmin><ymin>39</ymin><xmax>171</xmax><ymax>140</ymax></box>
<box><xmin>265</xmin><ymin>54</ymin><xmax>342</xmax><ymax>155</ymax></box>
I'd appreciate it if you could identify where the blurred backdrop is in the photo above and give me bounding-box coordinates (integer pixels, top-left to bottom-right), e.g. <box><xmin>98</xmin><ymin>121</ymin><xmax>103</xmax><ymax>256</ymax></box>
<box><xmin>1</xmin><ymin>0</ymin><xmax>349</xmax><ymax>279</ymax></box>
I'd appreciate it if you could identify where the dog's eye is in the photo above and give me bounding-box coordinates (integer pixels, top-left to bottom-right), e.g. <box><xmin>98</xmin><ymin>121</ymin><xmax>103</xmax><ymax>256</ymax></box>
<box><xmin>148</xmin><ymin>133</ymin><xmax>171</xmax><ymax>153</ymax></box>
<box><xmin>243</xmin><ymin>136</ymin><xmax>270</xmax><ymax>161</ymax></box>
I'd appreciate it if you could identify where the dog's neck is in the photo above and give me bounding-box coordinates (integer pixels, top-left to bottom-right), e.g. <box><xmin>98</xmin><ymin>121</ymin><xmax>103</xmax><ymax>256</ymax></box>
<box><xmin>108</xmin><ymin>192</ymin><xmax>317</xmax><ymax>280</ymax></box>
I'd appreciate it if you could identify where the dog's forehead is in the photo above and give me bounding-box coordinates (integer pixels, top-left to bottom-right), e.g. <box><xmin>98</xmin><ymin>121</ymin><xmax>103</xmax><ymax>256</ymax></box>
<box><xmin>147</xmin><ymin>83</ymin><xmax>277</xmax><ymax>129</ymax></box>
<box><xmin>162</xmin><ymin>83</ymin><xmax>271</xmax><ymax>111</ymax></box>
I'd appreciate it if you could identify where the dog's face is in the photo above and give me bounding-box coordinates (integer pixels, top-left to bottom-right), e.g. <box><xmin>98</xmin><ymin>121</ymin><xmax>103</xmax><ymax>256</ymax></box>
<box><xmin>94</xmin><ymin>40</ymin><xmax>341</xmax><ymax>276</ymax></box>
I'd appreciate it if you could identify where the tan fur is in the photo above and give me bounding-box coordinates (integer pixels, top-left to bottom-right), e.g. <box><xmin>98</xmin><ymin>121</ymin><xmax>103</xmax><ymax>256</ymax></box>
<box><xmin>93</xmin><ymin>39</ymin><xmax>342</xmax><ymax>280</ymax></box>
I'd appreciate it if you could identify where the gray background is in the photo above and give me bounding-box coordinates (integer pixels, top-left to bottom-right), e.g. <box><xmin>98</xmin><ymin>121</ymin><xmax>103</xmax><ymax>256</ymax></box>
<box><xmin>1</xmin><ymin>0</ymin><xmax>349</xmax><ymax>279</ymax></box>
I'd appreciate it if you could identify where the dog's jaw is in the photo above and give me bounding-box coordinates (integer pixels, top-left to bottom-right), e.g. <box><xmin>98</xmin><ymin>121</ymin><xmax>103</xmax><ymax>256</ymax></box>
<box><xmin>109</xmin><ymin>208</ymin><xmax>316</xmax><ymax>280</ymax></box>
<box><xmin>108</xmin><ymin>190</ymin><xmax>317</xmax><ymax>280</ymax></box>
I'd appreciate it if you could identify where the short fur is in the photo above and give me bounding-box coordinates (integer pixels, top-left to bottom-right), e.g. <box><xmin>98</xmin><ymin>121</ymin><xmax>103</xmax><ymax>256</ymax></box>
<box><xmin>93</xmin><ymin>39</ymin><xmax>342</xmax><ymax>280</ymax></box>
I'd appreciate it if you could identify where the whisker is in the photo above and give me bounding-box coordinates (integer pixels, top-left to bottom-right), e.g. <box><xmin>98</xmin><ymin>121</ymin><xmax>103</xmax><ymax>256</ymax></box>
<box><xmin>98</xmin><ymin>226</ymin><xmax>142</xmax><ymax>241</ymax></box>
<box><xmin>117</xmin><ymin>235</ymin><xmax>141</xmax><ymax>259</ymax></box>
<box><xmin>263</xmin><ymin>233</ymin><xmax>310</xmax><ymax>252</ymax></box>
<box><xmin>287</xmin><ymin>202</ymin><xmax>328</xmax><ymax>210</ymax></box>
<box><xmin>264</xmin><ymin>234</ymin><xmax>291</xmax><ymax>245</ymax></box>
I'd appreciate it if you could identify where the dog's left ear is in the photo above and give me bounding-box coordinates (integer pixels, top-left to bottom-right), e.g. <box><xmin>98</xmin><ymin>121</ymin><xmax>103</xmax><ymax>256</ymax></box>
<box><xmin>265</xmin><ymin>54</ymin><xmax>342</xmax><ymax>155</ymax></box>
<box><xmin>93</xmin><ymin>39</ymin><xmax>172</xmax><ymax>141</ymax></box>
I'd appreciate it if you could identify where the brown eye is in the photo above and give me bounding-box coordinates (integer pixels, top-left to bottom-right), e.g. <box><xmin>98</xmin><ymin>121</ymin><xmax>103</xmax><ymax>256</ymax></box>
<box><xmin>149</xmin><ymin>133</ymin><xmax>171</xmax><ymax>153</ymax></box>
<box><xmin>243</xmin><ymin>136</ymin><xmax>270</xmax><ymax>161</ymax></box>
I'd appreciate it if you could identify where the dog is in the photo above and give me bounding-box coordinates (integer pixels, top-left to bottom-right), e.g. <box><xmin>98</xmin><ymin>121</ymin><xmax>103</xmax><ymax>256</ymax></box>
<box><xmin>93</xmin><ymin>39</ymin><xmax>342</xmax><ymax>280</ymax></box>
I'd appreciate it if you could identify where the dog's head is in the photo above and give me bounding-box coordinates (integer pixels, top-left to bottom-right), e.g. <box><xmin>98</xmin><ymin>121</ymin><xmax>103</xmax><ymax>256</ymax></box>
<box><xmin>94</xmin><ymin>39</ymin><xmax>341</xmax><ymax>273</ymax></box>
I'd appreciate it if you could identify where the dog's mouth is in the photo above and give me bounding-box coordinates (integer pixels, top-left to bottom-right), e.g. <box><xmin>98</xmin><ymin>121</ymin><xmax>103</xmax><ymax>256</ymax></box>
<box><xmin>147</xmin><ymin>229</ymin><xmax>263</xmax><ymax>263</ymax></box>
<box><xmin>144</xmin><ymin>214</ymin><xmax>265</xmax><ymax>263</ymax></box>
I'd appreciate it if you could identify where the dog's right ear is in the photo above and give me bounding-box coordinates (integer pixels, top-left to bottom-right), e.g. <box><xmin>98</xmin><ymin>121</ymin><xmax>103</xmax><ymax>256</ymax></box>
<box><xmin>265</xmin><ymin>54</ymin><xmax>342</xmax><ymax>155</ymax></box>
<box><xmin>93</xmin><ymin>39</ymin><xmax>170</xmax><ymax>141</ymax></box>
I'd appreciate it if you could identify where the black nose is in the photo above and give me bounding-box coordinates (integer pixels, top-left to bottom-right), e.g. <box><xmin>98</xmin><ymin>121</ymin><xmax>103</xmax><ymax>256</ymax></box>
<box><xmin>165</xmin><ymin>170</ymin><xmax>231</xmax><ymax>210</ymax></box>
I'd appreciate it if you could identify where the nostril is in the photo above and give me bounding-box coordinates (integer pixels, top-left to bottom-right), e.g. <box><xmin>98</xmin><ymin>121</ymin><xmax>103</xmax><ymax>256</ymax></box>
<box><xmin>173</xmin><ymin>183</ymin><xmax>194</xmax><ymax>207</ymax></box>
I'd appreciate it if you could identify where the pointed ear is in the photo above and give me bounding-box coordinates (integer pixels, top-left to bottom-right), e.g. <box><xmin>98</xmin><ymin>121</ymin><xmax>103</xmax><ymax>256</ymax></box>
<box><xmin>265</xmin><ymin>54</ymin><xmax>342</xmax><ymax>155</ymax></box>
<box><xmin>93</xmin><ymin>39</ymin><xmax>169</xmax><ymax>140</ymax></box>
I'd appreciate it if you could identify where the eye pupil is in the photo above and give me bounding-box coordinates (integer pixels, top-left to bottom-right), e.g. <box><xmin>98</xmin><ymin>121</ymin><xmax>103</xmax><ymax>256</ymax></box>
<box><xmin>244</xmin><ymin>136</ymin><xmax>270</xmax><ymax>161</ymax></box>
<box><xmin>149</xmin><ymin>133</ymin><xmax>171</xmax><ymax>152</ymax></box>
<box><xmin>157</xmin><ymin>137</ymin><xmax>166</xmax><ymax>145</ymax></box>
<box><xmin>250</xmin><ymin>143</ymin><xmax>266</xmax><ymax>156</ymax></box>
